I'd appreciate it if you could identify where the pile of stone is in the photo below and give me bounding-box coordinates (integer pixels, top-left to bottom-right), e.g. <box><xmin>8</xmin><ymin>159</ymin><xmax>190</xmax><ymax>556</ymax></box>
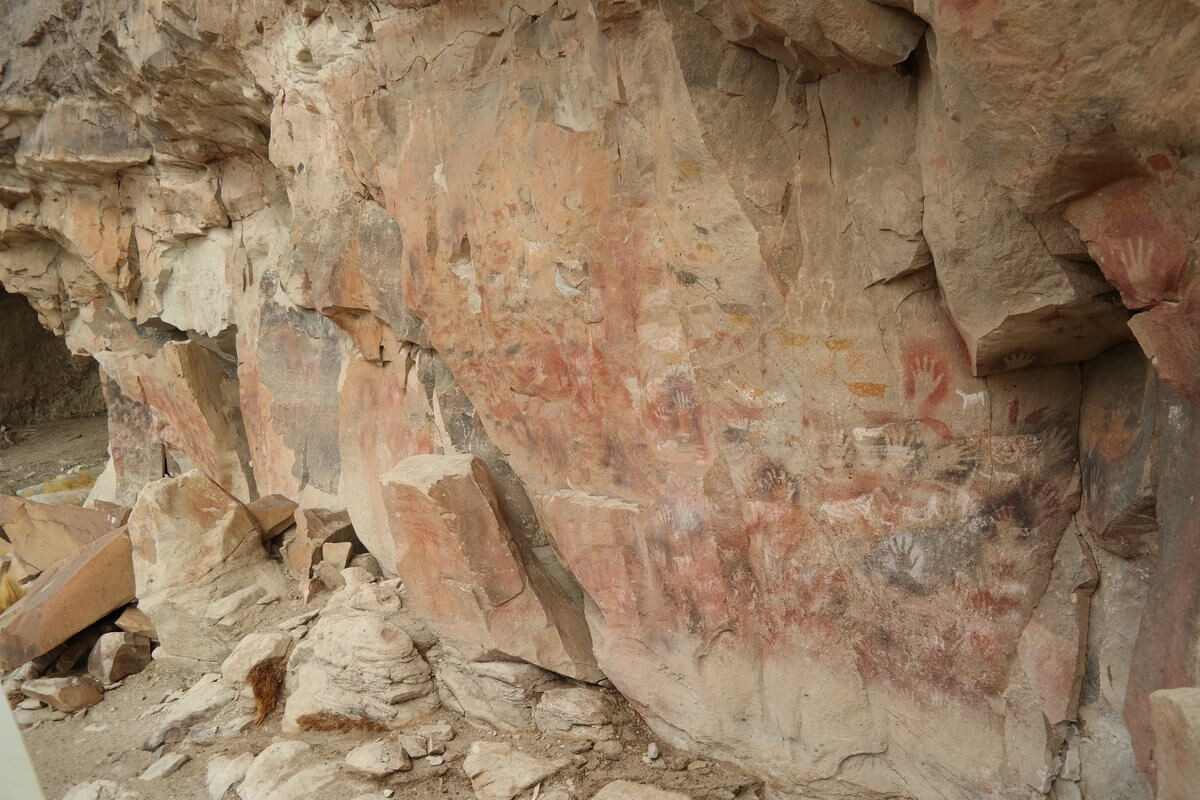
<box><xmin>3</xmin><ymin>467</ymin><xmax>747</xmax><ymax>800</ymax></box>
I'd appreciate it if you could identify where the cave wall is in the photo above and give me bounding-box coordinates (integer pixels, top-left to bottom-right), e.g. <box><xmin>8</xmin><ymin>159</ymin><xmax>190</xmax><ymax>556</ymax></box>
<box><xmin>0</xmin><ymin>288</ymin><xmax>103</xmax><ymax>426</ymax></box>
<box><xmin>1</xmin><ymin>1</ymin><xmax>1198</xmax><ymax>798</ymax></box>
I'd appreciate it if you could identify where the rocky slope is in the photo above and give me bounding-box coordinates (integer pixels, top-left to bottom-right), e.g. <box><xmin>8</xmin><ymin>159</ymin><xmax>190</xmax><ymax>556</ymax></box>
<box><xmin>1</xmin><ymin>1</ymin><xmax>1198</xmax><ymax>798</ymax></box>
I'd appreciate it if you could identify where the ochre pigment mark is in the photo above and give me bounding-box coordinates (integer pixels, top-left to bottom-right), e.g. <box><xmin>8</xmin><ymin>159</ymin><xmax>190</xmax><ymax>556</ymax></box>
<box><xmin>847</xmin><ymin>382</ymin><xmax>887</xmax><ymax>398</ymax></box>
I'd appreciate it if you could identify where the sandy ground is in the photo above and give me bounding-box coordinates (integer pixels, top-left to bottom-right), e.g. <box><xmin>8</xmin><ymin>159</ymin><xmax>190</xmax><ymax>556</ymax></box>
<box><xmin>20</xmin><ymin>655</ymin><xmax>760</xmax><ymax>800</ymax></box>
<box><xmin>0</xmin><ymin>414</ymin><xmax>108</xmax><ymax>496</ymax></box>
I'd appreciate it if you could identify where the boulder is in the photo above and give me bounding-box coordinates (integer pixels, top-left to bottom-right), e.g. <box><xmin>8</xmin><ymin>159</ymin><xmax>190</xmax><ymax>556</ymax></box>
<box><xmin>143</xmin><ymin>673</ymin><xmax>236</xmax><ymax>750</ymax></box>
<box><xmin>239</xmin><ymin>741</ymin><xmax>370</xmax><ymax>800</ymax></box>
<box><xmin>126</xmin><ymin>471</ymin><xmax>288</xmax><ymax>663</ymax></box>
<box><xmin>87</xmin><ymin>632</ymin><xmax>152</xmax><ymax>683</ymax></box>
<box><xmin>220</xmin><ymin>631</ymin><xmax>293</xmax><ymax>685</ymax></box>
<box><xmin>60</xmin><ymin>782</ymin><xmax>136</xmax><ymax>800</ymax></box>
<box><xmin>436</xmin><ymin>657</ymin><xmax>556</xmax><ymax>731</ymax></box>
<box><xmin>592</xmin><ymin>781</ymin><xmax>693</xmax><ymax>800</ymax></box>
<box><xmin>462</xmin><ymin>741</ymin><xmax>568</xmax><ymax>800</ymax></box>
<box><xmin>21</xmin><ymin>675</ymin><xmax>104</xmax><ymax>712</ymax></box>
<box><xmin>379</xmin><ymin>454</ymin><xmax>599</xmax><ymax>681</ymax></box>
<box><xmin>533</xmin><ymin>685</ymin><xmax>615</xmax><ymax>741</ymax></box>
<box><xmin>282</xmin><ymin>581</ymin><xmax>438</xmax><ymax>732</ymax></box>
<box><xmin>0</xmin><ymin>496</ymin><xmax>128</xmax><ymax>571</ymax></box>
<box><xmin>206</xmin><ymin>753</ymin><xmax>254</xmax><ymax>800</ymax></box>
<box><xmin>0</xmin><ymin>528</ymin><xmax>135</xmax><ymax>670</ymax></box>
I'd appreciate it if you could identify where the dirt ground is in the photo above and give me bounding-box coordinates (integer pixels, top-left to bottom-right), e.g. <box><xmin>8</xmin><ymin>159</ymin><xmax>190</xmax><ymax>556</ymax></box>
<box><xmin>0</xmin><ymin>414</ymin><xmax>109</xmax><ymax>497</ymax></box>
<box><xmin>20</xmin><ymin>657</ymin><xmax>760</xmax><ymax>800</ymax></box>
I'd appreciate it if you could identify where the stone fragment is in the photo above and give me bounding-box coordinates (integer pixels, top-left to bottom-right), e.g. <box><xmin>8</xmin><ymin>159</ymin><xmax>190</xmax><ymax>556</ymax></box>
<box><xmin>282</xmin><ymin>581</ymin><xmax>438</xmax><ymax>731</ymax></box>
<box><xmin>396</xmin><ymin>732</ymin><xmax>428</xmax><ymax>758</ymax></box>
<box><xmin>462</xmin><ymin>741</ymin><xmax>568</xmax><ymax>800</ymax></box>
<box><xmin>140</xmin><ymin>752</ymin><xmax>190</xmax><ymax>781</ymax></box>
<box><xmin>143</xmin><ymin>673</ymin><xmax>235</xmax><ymax>750</ymax></box>
<box><xmin>220</xmin><ymin>631</ymin><xmax>292</xmax><ymax>685</ymax></box>
<box><xmin>345</xmin><ymin>739</ymin><xmax>413</xmax><ymax>776</ymax></box>
<box><xmin>88</xmin><ymin>632</ymin><xmax>152</xmax><ymax>683</ymax></box>
<box><xmin>127</xmin><ymin>471</ymin><xmax>287</xmax><ymax>663</ymax></box>
<box><xmin>0</xmin><ymin>496</ymin><xmax>129</xmax><ymax>570</ymax></box>
<box><xmin>281</xmin><ymin>507</ymin><xmax>355</xmax><ymax>581</ymax></box>
<box><xmin>114</xmin><ymin>606</ymin><xmax>158</xmax><ymax>640</ymax></box>
<box><xmin>1149</xmin><ymin>688</ymin><xmax>1200</xmax><ymax>800</ymax></box>
<box><xmin>246</xmin><ymin>494</ymin><xmax>298</xmax><ymax>541</ymax></box>
<box><xmin>21</xmin><ymin>675</ymin><xmax>104</xmax><ymax>711</ymax></box>
<box><xmin>593</xmin><ymin>740</ymin><xmax>624</xmax><ymax>759</ymax></box>
<box><xmin>533</xmin><ymin>685</ymin><xmax>615</xmax><ymax>740</ymax></box>
<box><xmin>380</xmin><ymin>454</ymin><xmax>599</xmax><ymax>680</ymax></box>
<box><xmin>0</xmin><ymin>528</ymin><xmax>135</xmax><ymax>669</ymax></box>
<box><xmin>340</xmin><ymin>566</ymin><xmax>376</xmax><ymax>587</ymax></box>
<box><xmin>592</xmin><ymin>780</ymin><xmax>692</xmax><ymax>800</ymax></box>
<box><xmin>206</xmin><ymin>753</ymin><xmax>253</xmax><ymax>800</ymax></box>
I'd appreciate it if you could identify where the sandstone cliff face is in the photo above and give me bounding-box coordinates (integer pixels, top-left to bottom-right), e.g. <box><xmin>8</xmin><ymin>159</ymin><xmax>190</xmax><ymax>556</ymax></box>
<box><xmin>1</xmin><ymin>1</ymin><xmax>1197</xmax><ymax>798</ymax></box>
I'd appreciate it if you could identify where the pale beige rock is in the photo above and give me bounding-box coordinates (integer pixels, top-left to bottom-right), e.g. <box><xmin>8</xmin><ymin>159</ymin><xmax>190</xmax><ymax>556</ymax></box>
<box><xmin>436</xmin><ymin>657</ymin><xmax>557</xmax><ymax>732</ymax></box>
<box><xmin>282</xmin><ymin>582</ymin><xmax>438</xmax><ymax>732</ymax></box>
<box><xmin>533</xmin><ymin>685</ymin><xmax>616</xmax><ymax>741</ymax></box>
<box><xmin>21</xmin><ymin>676</ymin><xmax>104</xmax><ymax>712</ymax></box>
<box><xmin>144</xmin><ymin>673</ymin><xmax>236</xmax><ymax>751</ymax></box>
<box><xmin>87</xmin><ymin>632</ymin><xmax>152</xmax><ymax>684</ymax></box>
<box><xmin>0</xmin><ymin>496</ymin><xmax>128</xmax><ymax>571</ymax></box>
<box><xmin>345</xmin><ymin>739</ymin><xmax>413</xmax><ymax>776</ymax></box>
<box><xmin>281</xmin><ymin>508</ymin><xmax>354</xmax><ymax>581</ymax></box>
<box><xmin>239</xmin><ymin>741</ymin><xmax>369</xmax><ymax>800</ymax></box>
<box><xmin>206</xmin><ymin>753</ymin><xmax>254</xmax><ymax>800</ymax></box>
<box><xmin>114</xmin><ymin>606</ymin><xmax>158</xmax><ymax>641</ymax></box>
<box><xmin>462</xmin><ymin>741</ymin><xmax>567</xmax><ymax>800</ymax></box>
<box><xmin>140</xmin><ymin>752</ymin><xmax>190</xmax><ymax>781</ymax></box>
<box><xmin>592</xmin><ymin>781</ymin><xmax>693</xmax><ymax>800</ymax></box>
<box><xmin>246</xmin><ymin>494</ymin><xmax>299</xmax><ymax>541</ymax></box>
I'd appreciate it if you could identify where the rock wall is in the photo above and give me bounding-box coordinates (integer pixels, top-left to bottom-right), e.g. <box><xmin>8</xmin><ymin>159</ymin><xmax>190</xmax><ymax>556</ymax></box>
<box><xmin>1</xmin><ymin>1</ymin><xmax>1198</xmax><ymax>798</ymax></box>
<box><xmin>0</xmin><ymin>288</ymin><xmax>103</xmax><ymax>426</ymax></box>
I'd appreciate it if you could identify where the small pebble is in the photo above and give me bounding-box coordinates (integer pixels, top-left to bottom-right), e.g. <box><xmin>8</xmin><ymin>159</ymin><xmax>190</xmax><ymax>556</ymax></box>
<box><xmin>646</xmin><ymin>742</ymin><xmax>660</xmax><ymax>760</ymax></box>
<box><xmin>427</xmin><ymin>755</ymin><xmax>445</xmax><ymax>766</ymax></box>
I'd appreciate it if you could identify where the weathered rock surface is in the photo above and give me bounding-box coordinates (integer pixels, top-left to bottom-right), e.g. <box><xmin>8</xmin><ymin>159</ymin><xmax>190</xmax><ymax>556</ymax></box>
<box><xmin>206</xmin><ymin>753</ymin><xmax>254</xmax><ymax>800</ymax></box>
<box><xmin>239</xmin><ymin>741</ymin><xmax>370</xmax><ymax>800</ymax></box>
<box><xmin>344</xmin><ymin>738</ymin><xmax>413</xmax><ymax>777</ymax></box>
<box><xmin>534</xmin><ymin>685</ymin><xmax>616</xmax><ymax>741</ymax></box>
<box><xmin>127</xmin><ymin>470</ymin><xmax>287</xmax><ymax>663</ymax></box>
<box><xmin>380</xmin><ymin>454</ymin><xmax>599</xmax><ymax>682</ymax></box>
<box><xmin>87</xmin><ymin>632</ymin><xmax>152</xmax><ymax>684</ymax></box>
<box><xmin>1</xmin><ymin>0</ymin><xmax>1198</xmax><ymax>798</ymax></box>
<box><xmin>1149</xmin><ymin>688</ymin><xmax>1200</xmax><ymax>800</ymax></box>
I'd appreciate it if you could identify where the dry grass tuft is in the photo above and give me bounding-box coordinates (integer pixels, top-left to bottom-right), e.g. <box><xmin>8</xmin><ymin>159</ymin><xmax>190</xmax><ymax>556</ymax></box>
<box><xmin>246</xmin><ymin>656</ymin><xmax>288</xmax><ymax>725</ymax></box>
<box><xmin>0</xmin><ymin>570</ymin><xmax>25</xmax><ymax>615</ymax></box>
<box><xmin>294</xmin><ymin>711</ymin><xmax>388</xmax><ymax>732</ymax></box>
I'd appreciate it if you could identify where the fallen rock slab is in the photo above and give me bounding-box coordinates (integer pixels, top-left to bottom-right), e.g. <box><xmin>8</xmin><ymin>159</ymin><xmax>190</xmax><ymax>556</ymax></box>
<box><xmin>143</xmin><ymin>673</ymin><xmax>236</xmax><ymax>750</ymax></box>
<box><xmin>591</xmin><ymin>781</ymin><xmax>693</xmax><ymax>800</ymax></box>
<box><xmin>462</xmin><ymin>741</ymin><xmax>568</xmax><ymax>800</ymax></box>
<box><xmin>281</xmin><ymin>507</ymin><xmax>355</xmax><ymax>581</ymax></box>
<box><xmin>0</xmin><ymin>496</ymin><xmax>128</xmax><ymax>571</ymax></box>
<box><xmin>61</xmin><ymin>781</ymin><xmax>136</xmax><ymax>800</ymax></box>
<box><xmin>88</xmin><ymin>632</ymin><xmax>152</xmax><ymax>683</ymax></box>
<box><xmin>0</xmin><ymin>528</ymin><xmax>134</xmax><ymax>670</ymax></box>
<box><xmin>21</xmin><ymin>675</ymin><xmax>104</xmax><ymax>712</ymax></box>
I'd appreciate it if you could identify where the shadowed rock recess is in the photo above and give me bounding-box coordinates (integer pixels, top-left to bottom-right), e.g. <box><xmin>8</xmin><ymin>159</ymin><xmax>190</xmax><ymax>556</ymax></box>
<box><xmin>1</xmin><ymin>0</ymin><xmax>1198</xmax><ymax>798</ymax></box>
